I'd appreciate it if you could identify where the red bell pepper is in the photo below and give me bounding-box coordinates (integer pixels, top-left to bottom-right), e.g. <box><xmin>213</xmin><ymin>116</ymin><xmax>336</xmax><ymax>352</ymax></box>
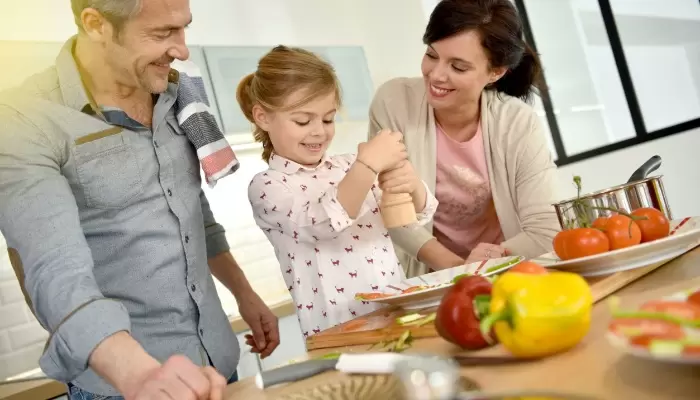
<box><xmin>435</xmin><ymin>275</ymin><xmax>495</xmax><ymax>350</ymax></box>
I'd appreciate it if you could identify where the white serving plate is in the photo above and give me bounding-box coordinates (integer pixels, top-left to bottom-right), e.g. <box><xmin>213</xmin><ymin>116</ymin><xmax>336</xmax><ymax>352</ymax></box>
<box><xmin>360</xmin><ymin>256</ymin><xmax>524</xmax><ymax>310</ymax></box>
<box><xmin>536</xmin><ymin>217</ymin><xmax>700</xmax><ymax>277</ymax></box>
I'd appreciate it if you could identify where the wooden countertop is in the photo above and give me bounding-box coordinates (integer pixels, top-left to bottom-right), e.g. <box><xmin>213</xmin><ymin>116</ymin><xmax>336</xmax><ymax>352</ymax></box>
<box><xmin>225</xmin><ymin>246</ymin><xmax>700</xmax><ymax>400</ymax></box>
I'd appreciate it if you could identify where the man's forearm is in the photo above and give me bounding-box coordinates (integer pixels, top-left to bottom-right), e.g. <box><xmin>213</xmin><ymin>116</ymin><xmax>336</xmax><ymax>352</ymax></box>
<box><xmin>89</xmin><ymin>331</ymin><xmax>160</xmax><ymax>398</ymax></box>
<box><xmin>208</xmin><ymin>251</ymin><xmax>254</xmax><ymax>297</ymax></box>
<box><xmin>417</xmin><ymin>238</ymin><xmax>464</xmax><ymax>270</ymax></box>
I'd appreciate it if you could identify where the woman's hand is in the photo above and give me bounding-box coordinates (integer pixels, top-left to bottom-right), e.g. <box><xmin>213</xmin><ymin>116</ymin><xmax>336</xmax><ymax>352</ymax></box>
<box><xmin>465</xmin><ymin>243</ymin><xmax>511</xmax><ymax>264</ymax></box>
<box><xmin>378</xmin><ymin>161</ymin><xmax>420</xmax><ymax>194</ymax></box>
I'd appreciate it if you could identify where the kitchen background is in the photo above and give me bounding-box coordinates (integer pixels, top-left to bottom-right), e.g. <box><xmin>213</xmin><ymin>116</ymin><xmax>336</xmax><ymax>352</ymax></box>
<box><xmin>0</xmin><ymin>0</ymin><xmax>699</xmax><ymax>382</ymax></box>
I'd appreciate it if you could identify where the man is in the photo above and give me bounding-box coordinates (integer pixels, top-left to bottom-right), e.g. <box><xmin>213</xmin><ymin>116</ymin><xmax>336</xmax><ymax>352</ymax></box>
<box><xmin>0</xmin><ymin>0</ymin><xmax>280</xmax><ymax>399</ymax></box>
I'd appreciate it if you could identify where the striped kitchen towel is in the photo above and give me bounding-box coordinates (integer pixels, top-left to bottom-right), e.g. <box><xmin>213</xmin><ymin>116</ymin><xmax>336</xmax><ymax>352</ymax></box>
<box><xmin>172</xmin><ymin>60</ymin><xmax>239</xmax><ymax>187</ymax></box>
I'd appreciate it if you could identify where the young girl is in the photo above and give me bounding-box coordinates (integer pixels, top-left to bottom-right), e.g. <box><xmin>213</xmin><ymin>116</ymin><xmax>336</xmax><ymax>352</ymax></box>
<box><xmin>237</xmin><ymin>45</ymin><xmax>438</xmax><ymax>338</ymax></box>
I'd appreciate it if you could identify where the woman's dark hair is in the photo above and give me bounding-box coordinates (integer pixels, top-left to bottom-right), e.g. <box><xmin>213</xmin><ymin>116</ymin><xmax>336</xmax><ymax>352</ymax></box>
<box><xmin>423</xmin><ymin>0</ymin><xmax>543</xmax><ymax>102</ymax></box>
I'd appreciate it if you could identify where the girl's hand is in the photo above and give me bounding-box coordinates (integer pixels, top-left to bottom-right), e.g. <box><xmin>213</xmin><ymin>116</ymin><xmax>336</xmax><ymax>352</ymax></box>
<box><xmin>357</xmin><ymin>129</ymin><xmax>407</xmax><ymax>173</ymax></box>
<box><xmin>378</xmin><ymin>161</ymin><xmax>420</xmax><ymax>194</ymax></box>
<box><xmin>465</xmin><ymin>243</ymin><xmax>511</xmax><ymax>264</ymax></box>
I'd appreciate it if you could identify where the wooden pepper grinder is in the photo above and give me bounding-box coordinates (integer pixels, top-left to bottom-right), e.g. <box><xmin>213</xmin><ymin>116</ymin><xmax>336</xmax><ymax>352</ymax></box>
<box><xmin>379</xmin><ymin>170</ymin><xmax>417</xmax><ymax>229</ymax></box>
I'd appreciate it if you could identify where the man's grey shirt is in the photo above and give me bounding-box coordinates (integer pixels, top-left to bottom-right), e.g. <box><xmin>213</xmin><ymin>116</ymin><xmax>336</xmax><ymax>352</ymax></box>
<box><xmin>0</xmin><ymin>38</ymin><xmax>239</xmax><ymax>395</ymax></box>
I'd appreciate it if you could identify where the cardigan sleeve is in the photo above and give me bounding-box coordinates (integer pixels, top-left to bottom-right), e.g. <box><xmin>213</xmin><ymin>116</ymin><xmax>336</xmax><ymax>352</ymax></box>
<box><xmin>500</xmin><ymin>110</ymin><xmax>562</xmax><ymax>257</ymax></box>
<box><xmin>367</xmin><ymin>81</ymin><xmax>436</xmax><ymax>260</ymax></box>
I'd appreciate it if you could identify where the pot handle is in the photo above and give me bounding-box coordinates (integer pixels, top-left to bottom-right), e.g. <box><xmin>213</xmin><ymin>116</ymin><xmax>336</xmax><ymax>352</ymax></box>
<box><xmin>628</xmin><ymin>155</ymin><xmax>662</xmax><ymax>183</ymax></box>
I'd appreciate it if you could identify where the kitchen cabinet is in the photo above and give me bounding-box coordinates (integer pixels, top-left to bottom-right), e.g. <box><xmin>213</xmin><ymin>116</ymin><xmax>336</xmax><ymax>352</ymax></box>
<box><xmin>234</xmin><ymin>330</ymin><xmax>261</xmax><ymax>380</ymax></box>
<box><xmin>260</xmin><ymin>314</ymin><xmax>307</xmax><ymax>371</ymax></box>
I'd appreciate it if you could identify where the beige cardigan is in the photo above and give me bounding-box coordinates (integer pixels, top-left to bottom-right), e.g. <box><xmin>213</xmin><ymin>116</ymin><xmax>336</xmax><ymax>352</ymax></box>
<box><xmin>368</xmin><ymin>77</ymin><xmax>562</xmax><ymax>277</ymax></box>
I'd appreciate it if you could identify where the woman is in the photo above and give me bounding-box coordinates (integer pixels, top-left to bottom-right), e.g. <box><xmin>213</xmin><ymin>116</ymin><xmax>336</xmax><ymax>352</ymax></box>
<box><xmin>369</xmin><ymin>0</ymin><xmax>561</xmax><ymax>277</ymax></box>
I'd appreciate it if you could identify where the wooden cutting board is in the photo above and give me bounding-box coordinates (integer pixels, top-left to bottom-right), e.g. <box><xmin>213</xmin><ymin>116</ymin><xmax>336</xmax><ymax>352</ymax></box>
<box><xmin>305</xmin><ymin>245</ymin><xmax>700</xmax><ymax>351</ymax></box>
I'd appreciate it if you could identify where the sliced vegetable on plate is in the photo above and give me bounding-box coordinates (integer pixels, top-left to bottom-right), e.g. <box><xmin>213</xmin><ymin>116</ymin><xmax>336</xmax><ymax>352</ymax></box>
<box><xmin>607</xmin><ymin>287</ymin><xmax>700</xmax><ymax>363</ymax></box>
<box><xmin>352</xmin><ymin>256</ymin><xmax>525</xmax><ymax>306</ymax></box>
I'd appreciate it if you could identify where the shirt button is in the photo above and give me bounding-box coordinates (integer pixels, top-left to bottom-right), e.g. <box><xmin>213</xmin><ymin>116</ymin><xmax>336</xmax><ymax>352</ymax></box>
<box><xmin>191</xmin><ymin>284</ymin><xmax>196</xmax><ymax>292</ymax></box>
<box><xmin>154</xmin><ymin>140</ymin><xmax>159</xmax><ymax>148</ymax></box>
<box><xmin>167</xmin><ymin>189</ymin><xmax>173</xmax><ymax>196</ymax></box>
<box><xmin>185</xmin><ymin>236</ymin><xmax>190</xmax><ymax>243</ymax></box>
<box><xmin>199</xmin><ymin>328</ymin><xmax>204</xmax><ymax>335</ymax></box>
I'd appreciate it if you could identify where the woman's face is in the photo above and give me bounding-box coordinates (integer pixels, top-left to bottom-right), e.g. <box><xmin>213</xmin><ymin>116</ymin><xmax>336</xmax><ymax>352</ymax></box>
<box><xmin>421</xmin><ymin>30</ymin><xmax>506</xmax><ymax>112</ymax></box>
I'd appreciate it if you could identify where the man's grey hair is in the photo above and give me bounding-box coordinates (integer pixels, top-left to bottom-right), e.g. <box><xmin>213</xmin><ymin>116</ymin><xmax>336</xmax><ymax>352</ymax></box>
<box><xmin>71</xmin><ymin>0</ymin><xmax>143</xmax><ymax>33</ymax></box>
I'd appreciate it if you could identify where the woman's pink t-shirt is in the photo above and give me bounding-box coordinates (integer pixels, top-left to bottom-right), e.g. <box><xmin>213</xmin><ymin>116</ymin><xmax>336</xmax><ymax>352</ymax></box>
<box><xmin>432</xmin><ymin>122</ymin><xmax>504</xmax><ymax>259</ymax></box>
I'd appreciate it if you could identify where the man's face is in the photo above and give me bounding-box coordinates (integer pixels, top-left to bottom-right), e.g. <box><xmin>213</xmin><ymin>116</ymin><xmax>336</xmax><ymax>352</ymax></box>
<box><xmin>104</xmin><ymin>0</ymin><xmax>191</xmax><ymax>94</ymax></box>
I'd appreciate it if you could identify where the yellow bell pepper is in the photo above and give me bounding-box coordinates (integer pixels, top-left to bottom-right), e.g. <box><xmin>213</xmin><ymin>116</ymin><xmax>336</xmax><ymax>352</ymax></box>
<box><xmin>479</xmin><ymin>271</ymin><xmax>593</xmax><ymax>358</ymax></box>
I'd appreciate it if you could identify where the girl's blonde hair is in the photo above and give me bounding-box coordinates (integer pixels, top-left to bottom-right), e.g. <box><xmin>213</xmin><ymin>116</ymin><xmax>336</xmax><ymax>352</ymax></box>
<box><xmin>236</xmin><ymin>45</ymin><xmax>343</xmax><ymax>162</ymax></box>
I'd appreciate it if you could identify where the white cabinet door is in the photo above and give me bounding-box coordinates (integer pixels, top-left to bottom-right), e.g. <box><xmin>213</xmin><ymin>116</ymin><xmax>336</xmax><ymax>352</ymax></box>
<box><xmin>260</xmin><ymin>314</ymin><xmax>307</xmax><ymax>370</ymax></box>
<box><xmin>235</xmin><ymin>330</ymin><xmax>261</xmax><ymax>380</ymax></box>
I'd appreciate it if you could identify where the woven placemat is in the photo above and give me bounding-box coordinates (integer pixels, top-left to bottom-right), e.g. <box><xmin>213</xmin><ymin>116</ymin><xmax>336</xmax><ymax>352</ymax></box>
<box><xmin>274</xmin><ymin>374</ymin><xmax>480</xmax><ymax>400</ymax></box>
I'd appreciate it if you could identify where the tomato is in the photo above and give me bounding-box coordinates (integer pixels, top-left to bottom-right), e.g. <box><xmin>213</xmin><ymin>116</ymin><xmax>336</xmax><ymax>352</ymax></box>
<box><xmin>631</xmin><ymin>207</ymin><xmax>670</xmax><ymax>242</ymax></box>
<box><xmin>435</xmin><ymin>275</ymin><xmax>495</xmax><ymax>350</ymax></box>
<box><xmin>591</xmin><ymin>216</ymin><xmax>608</xmax><ymax>231</ymax></box>
<box><xmin>509</xmin><ymin>261</ymin><xmax>548</xmax><ymax>275</ymax></box>
<box><xmin>641</xmin><ymin>300</ymin><xmax>700</xmax><ymax>320</ymax></box>
<box><xmin>553</xmin><ymin>228</ymin><xmax>610</xmax><ymax>260</ymax></box>
<box><xmin>688</xmin><ymin>290</ymin><xmax>700</xmax><ymax>306</ymax></box>
<box><xmin>595</xmin><ymin>215</ymin><xmax>642</xmax><ymax>250</ymax></box>
<box><xmin>609</xmin><ymin>318</ymin><xmax>685</xmax><ymax>339</ymax></box>
<box><xmin>552</xmin><ymin>229</ymin><xmax>570</xmax><ymax>259</ymax></box>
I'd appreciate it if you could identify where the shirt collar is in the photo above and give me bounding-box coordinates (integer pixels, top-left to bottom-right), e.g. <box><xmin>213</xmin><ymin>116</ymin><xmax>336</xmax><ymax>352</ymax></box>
<box><xmin>55</xmin><ymin>35</ymin><xmax>180</xmax><ymax>116</ymax></box>
<box><xmin>268</xmin><ymin>152</ymin><xmax>338</xmax><ymax>174</ymax></box>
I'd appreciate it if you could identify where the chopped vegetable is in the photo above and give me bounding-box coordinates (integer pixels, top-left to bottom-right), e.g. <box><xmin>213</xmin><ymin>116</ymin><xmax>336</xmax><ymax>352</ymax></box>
<box><xmin>435</xmin><ymin>275</ymin><xmax>495</xmax><ymax>350</ymax></box>
<box><xmin>396</xmin><ymin>312</ymin><xmax>436</xmax><ymax>326</ymax></box>
<box><xmin>315</xmin><ymin>351</ymin><xmax>342</xmax><ymax>360</ymax></box>
<box><xmin>609</xmin><ymin>297</ymin><xmax>700</xmax><ymax>328</ymax></box>
<box><xmin>451</xmin><ymin>273</ymin><xmax>472</xmax><ymax>284</ymax></box>
<box><xmin>354</xmin><ymin>292</ymin><xmax>393</xmax><ymax>301</ymax></box>
<box><xmin>396</xmin><ymin>313</ymin><xmax>423</xmax><ymax>325</ymax></box>
<box><xmin>484</xmin><ymin>257</ymin><xmax>523</xmax><ymax>274</ymax></box>
<box><xmin>401</xmin><ymin>285</ymin><xmax>428</xmax><ymax>294</ymax></box>
<box><xmin>609</xmin><ymin>318</ymin><xmax>685</xmax><ymax>340</ymax></box>
<box><xmin>480</xmin><ymin>271</ymin><xmax>593</xmax><ymax>358</ymax></box>
<box><xmin>368</xmin><ymin>330</ymin><xmax>414</xmax><ymax>353</ymax></box>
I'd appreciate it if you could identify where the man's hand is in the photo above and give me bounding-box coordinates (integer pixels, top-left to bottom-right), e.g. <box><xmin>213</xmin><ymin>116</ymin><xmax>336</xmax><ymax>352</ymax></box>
<box><xmin>89</xmin><ymin>332</ymin><xmax>227</xmax><ymax>400</ymax></box>
<box><xmin>128</xmin><ymin>355</ymin><xmax>227</xmax><ymax>400</ymax></box>
<box><xmin>207</xmin><ymin>252</ymin><xmax>280</xmax><ymax>358</ymax></box>
<box><xmin>237</xmin><ymin>291</ymin><xmax>280</xmax><ymax>359</ymax></box>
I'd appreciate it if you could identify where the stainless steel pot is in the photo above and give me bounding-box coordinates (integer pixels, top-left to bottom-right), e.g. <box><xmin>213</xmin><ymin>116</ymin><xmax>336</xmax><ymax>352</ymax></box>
<box><xmin>553</xmin><ymin>156</ymin><xmax>673</xmax><ymax>229</ymax></box>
